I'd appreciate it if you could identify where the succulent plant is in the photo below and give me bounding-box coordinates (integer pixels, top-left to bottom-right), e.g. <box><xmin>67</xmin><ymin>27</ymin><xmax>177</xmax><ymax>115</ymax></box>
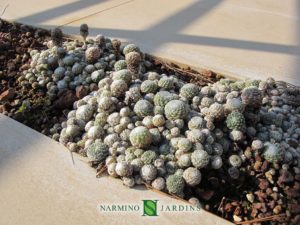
<box><xmin>122</xmin><ymin>177</ymin><xmax>135</xmax><ymax>188</ymax></box>
<box><xmin>208</xmin><ymin>102</ymin><xmax>225</xmax><ymax>120</ymax></box>
<box><xmin>111</xmin><ymin>39</ymin><xmax>121</xmax><ymax>59</ymax></box>
<box><xmin>178</xmin><ymin>138</ymin><xmax>192</xmax><ymax>152</ymax></box>
<box><xmin>141</xmin><ymin>150</ymin><xmax>157</xmax><ymax>164</ymax></box>
<box><xmin>177</xmin><ymin>154</ymin><xmax>192</xmax><ymax>168</ymax></box>
<box><xmin>188</xmin><ymin>116</ymin><xmax>205</xmax><ymax>130</ymax></box>
<box><xmin>228</xmin><ymin>154</ymin><xmax>242</xmax><ymax>168</ymax></box>
<box><xmin>129</xmin><ymin>126</ymin><xmax>152</xmax><ymax>148</ymax></box>
<box><xmin>158</xmin><ymin>77</ymin><xmax>174</xmax><ymax>90</ymax></box>
<box><xmin>123</xmin><ymin>44</ymin><xmax>140</xmax><ymax>55</ymax></box>
<box><xmin>140</xmin><ymin>164</ymin><xmax>157</xmax><ymax>181</ymax></box>
<box><xmin>191</xmin><ymin>150</ymin><xmax>210</xmax><ymax>169</ymax></box>
<box><xmin>79</xmin><ymin>23</ymin><xmax>89</xmax><ymax>43</ymax></box>
<box><xmin>107</xmin><ymin>162</ymin><xmax>118</xmax><ymax>177</ymax></box>
<box><xmin>180</xmin><ymin>83</ymin><xmax>199</xmax><ymax>100</ymax></box>
<box><xmin>113</xmin><ymin>69</ymin><xmax>132</xmax><ymax>84</ymax></box>
<box><xmin>115</xmin><ymin>161</ymin><xmax>133</xmax><ymax>177</ymax></box>
<box><xmin>226</xmin><ymin>111</ymin><xmax>246</xmax><ymax>131</ymax></box>
<box><xmin>51</xmin><ymin>28</ymin><xmax>63</xmax><ymax>47</ymax></box>
<box><xmin>140</xmin><ymin>80</ymin><xmax>158</xmax><ymax>94</ymax></box>
<box><xmin>187</xmin><ymin>129</ymin><xmax>205</xmax><ymax>143</ymax></box>
<box><xmin>228</xmin><ymin>167</ymin><xmax>240</xmax><ymax>179</ymax></box>
<box><xmin>86</xmin><ymin>142</ymin><xmax>109</xmax><ymax>162</ymax></box>
<box><xmin>183</xmin><ymin>167</ymin><xmax>201</xmax><ymax>186</ymax></box>
<box><xmin>241</xmin><ymin>86</ymin><xmax>263</xmax><ymax>108</ymax></box>
<box><xmin>263</xmin><ymin>142</ymin><xmax>284</xmax><ymax>163</ymax></box>
<box><xmin>76</xmin><ymin>104</ymin><xmax>94</xmax><ymax>122</ymax></box>
<box><xmin>153</xmin><ymin>91</ymin><xmax>177</xmax><ymax>107</ymax></box>
<box><xmin>251</xmin><ymin>139</ymin><xmax>264</xmax><ymax>151</ymax></box>
<box><xmin>164</xmin><ymin>100</ymin><xmax>189</xmax><ymax>120</ymax></box>
<box><xmin>224</xmin><ymin>98</ymin><xmax>244</xmax><ymax>114</ymax></box>
<box><xmin>85</xmin><ymin>46</ymin><xmax>101</xmax><ymax>64</ymax></box>
<box><xmin>93</xmin><ymin>34</ymin><xmax>105</xmax><ymax>47</ymax></box>
<box><xmin>166</xmin><ymin>174</ymin><xmax>185</xmax><ymax>194</ymax></box>
<box><xmin>87</xmin><ymin>125</ymin><xmax>104</xmax><ymax>139</ymax></box>
<box><xmin>151</xmin><ymin>177</ymin><xmax>165</xmax><ymax>190</ymax></box>
<box><xmin>114</xmin><ymin>60</ymin><xmax>127</xmax><ymax>71</ymax></box>
<box><xmin>133</xmin><ymin>99</ymin><xmax>154</xmax><ymax>117</ymax></box>
<box><xmin>125</xmin><ymin>51</ymin><xmax>141</xmax><ymax>74</ymax></box>
<box><xmin>111</xmin><ymin>79</ymin><xmax>128</xmax><ymax>97</ymax></box>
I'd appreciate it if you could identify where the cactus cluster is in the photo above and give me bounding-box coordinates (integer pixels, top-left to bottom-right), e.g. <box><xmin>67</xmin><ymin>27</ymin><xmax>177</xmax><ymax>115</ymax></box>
<box><xmin>24</xmin><ymin>23</ymin><xmax>298</xmax><ymax>204</ymax></box>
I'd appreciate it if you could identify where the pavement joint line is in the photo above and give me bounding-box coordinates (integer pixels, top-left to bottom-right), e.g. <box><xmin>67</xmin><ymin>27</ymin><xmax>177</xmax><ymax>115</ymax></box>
<box><xmin>58</xmin><ymin>0</ymin><xmax>134</xmax><ymax>28</ymax></box>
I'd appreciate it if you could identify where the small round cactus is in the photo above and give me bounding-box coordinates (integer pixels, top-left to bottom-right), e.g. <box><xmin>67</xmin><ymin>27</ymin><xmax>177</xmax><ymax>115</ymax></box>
<box><xmin>79</xmin><ymin>23</ymin><xmax>89</xmax><ymax>42</ymax></box>
<box><xmin>191</xmin><ymin>150</ymin><xmax>210</xmax><ymax>169</ymax></box>
<box><xmin>152</xmin><ymin>114</ymin><xmax>165</xmax><ymax>127</ymax></box>
<box><xmin>85</xmin><ymin>46</ymin><xmax>101</xmax><ymax>64</ymax></box>
<box><xmin>187</xmin><ymin>129</ymin><xmax>205</xmax><ymax>143</ymax></box>
<box><xmin>208</xmin><ymin>102</ymin><xmax>225</xmax><ymax>120</ymax></box>
<box><xmin>226</xmin><ymin>111</ymin><xmax>246</xmax><ymax>130</ymax></box>
<box><xmin>115</xmin><ymin>161</ymin><xmax>133</xmax><ymax>177</ymax></box>
<box><xmin>241</xmin><ymin>86</ymin><xmax>263</xmax><ymax>108</ymax></box>
<box><xmin>188</xmin><ymin>116</ymin><xmax>205</xmax><ymax>130</ymax></box>
<box><xmin>225</xmin><ymin>98</ymin><xmax>244</xmax><ymax>113</ymax></box>
<box><xmin>263</xmin><ymin>142</ymin><xmax>284</xmax><ymax>163</ymax></box>
<box><xmin>76</xmin><ymin>104</ymin><xmax>94</xmax><ymax>122</ymax></box>
<box><xmin>141</xmin><ymin>80</ymin><xmax>158</xmax><ymax>94</ymax></box>
<box><xmin>252</xmin><ymin>139</ymin><xmax>264</xmax><ymax>151</ymax></box>
<box><xmin>158</xmin><ymin>77</ymin><xmax>174</xmax><ymax>90</ymax></box>
<box><xmin>178</xmin><ymin>138</ymin><xmax>192</xmax><ymax>152</ymax></box>
<box><xmin>164</xmin><ymin>100</ymin><xmax>189</xmax><ymax>120</ymax></box>
<box><xmin>123</xmin><ymin>43</ymin><xmax>140</xmax><ymax>55</ymax></box>
<box><xmin>134</xmin><ymin>100</ymin><xmax>154</xmax><ymax>117</ymax></box>
<box><xmin>140</xmin><ymin>164</ymin><xmax>157</xmax><ymax>181</ymax></box>
<box><xmin>111</xmin><ymin>79</ymin><xmax>128</xmax><ymax>97</ymax></box>
<box><xmin>141</xmin><ymin>150</ymin><xmax>157</xmax><ymax>164</ymax></box>
<box><xmin>86</xmin><ymin>142</ymin><xmax>108</xmax><ymax>162</ymax></box>
<box><xmin>129</xmin><ymin>126</ymin><xmax>152</xmax><ymax>148</ymax></box>
<box><xmin>125</xmin><ymin>51</ymin><xmax>141</xmax><ymax>74</ymax></box>
<box><xmin>151</xmin><ymin>177</ymin><xmax>165</xmax><ymax>190</ymax></box>
<box><xmin>228</xmin><ymin>155</ymin><xmax>242</xmax><ymax>168</ymax></box>
<box><xmin>183</xmin><ymin>167</ymin><xmax>201</xmax><ymax>186</ymax></box>
<box><xmin>65</xmin><ymin>125</ymin><xmax>81</xmax><ymax>137</ymax></box>
<box><xmin>87</xmin><ymin>125</ymin><xmax>104</xmax><ymax>139</ymax></box>
<box><xmin>154</xmin><ymin>91</ymin><xmax>177</xmax><ymax>107</ymax></box>
<box><xmin>180</xmin><ymin>83</ymin><xmax>199</xmax><ymax>100</ymax></box>
<box><xmin>177</xmin><ymin>154</ymin><xmax>192</xmax><ymax>168</ymax></box>
<box><xmin>211</xmin><ymin>155</ymin><xmax>223</xmax><ymax>169</ymax></box>
<box><xmin>51</xmin><ymin>28</ymin><xmax>63</xmax><ymax>47</ymax></box>
<box><xmin>107</xmin><ymin>162</ymin><xmax>118</xmax><ymax>177</ymax></box>
<box><xmin>122</xmin><ymin>177</ymin><xmax>135</xmax><ymax>188</ymax></box>
<box><xmin>114</xmin><ymin>60</ymin><xmax>127</xmax><ymax>71</ymax></box>
<box><xmin>166</xmin><ymin>174</ymin><xmax>185</xmax><ymax>194</ymax></box>
<box><xmin>228</xmin><ymin>167</ymin><xmax>240</xmax><ymax>179</ymax></box>
<box><xmin>113</xmin><ymin>69</ymin><xmax>132</xmax><ymax>84</ymax></box>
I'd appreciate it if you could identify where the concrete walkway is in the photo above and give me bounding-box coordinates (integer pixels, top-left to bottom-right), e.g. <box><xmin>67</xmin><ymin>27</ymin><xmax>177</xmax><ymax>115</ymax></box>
<box><xmin>0</xmin><ymin>114</ymin><xmax>232</xmax><ymax>225</ymax></box>
<box><xmin>2</xmin><ymin>0</ymin><xmax>300</xmax><ymax>84</ymax></box>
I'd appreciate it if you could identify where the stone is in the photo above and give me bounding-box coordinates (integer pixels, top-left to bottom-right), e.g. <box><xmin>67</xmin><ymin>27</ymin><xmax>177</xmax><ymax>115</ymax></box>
<box><xmin>0</xmin><ymin>88</ymin><xmax>15</xmax><ymax>102</ymax></box>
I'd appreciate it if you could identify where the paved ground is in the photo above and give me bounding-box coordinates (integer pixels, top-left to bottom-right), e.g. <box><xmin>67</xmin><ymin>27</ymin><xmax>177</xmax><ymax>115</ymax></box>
<box><xmin>2</xmin><ymin>0</ymin><xmax>300</xmax><ymax>84</ymax></box>
<box><xmin>0</xmin><ymin>114</ymin><xmax>232</xmax><ymax>225</ymax></box>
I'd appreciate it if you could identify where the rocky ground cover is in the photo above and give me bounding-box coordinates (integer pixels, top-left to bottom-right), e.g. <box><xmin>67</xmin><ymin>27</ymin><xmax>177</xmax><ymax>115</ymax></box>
<box><xmin>0</xmin><ymin>19</ymin><xmax>299</xmax><ymax>224</ymax></box>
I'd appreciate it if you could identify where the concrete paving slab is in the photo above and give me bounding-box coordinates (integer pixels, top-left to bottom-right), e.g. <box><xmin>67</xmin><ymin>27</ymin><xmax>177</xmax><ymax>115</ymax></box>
<box><xmin>0</xmin><ymin>114</ymin><xmax>232</xmax><ymax>225</ymax></box>
<box><xmin>2</xmin><ymin>0</ymin><xmax>299</xmax><ymax>84</ymax></box>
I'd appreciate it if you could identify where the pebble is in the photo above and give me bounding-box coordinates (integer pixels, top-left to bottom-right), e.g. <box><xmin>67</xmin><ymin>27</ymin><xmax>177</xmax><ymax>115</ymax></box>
<box><xmin>246</xmin><ymin>193</ymin><xmax>255</xmax><ymax>203</ymax></box>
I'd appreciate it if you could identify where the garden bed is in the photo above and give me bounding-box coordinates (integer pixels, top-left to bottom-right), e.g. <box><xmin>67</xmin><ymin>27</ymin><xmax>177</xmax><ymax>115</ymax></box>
<box><xmin>0</xmin><ymin>19</ymin><xmax>299</xmax><ymax>225</ymax></box>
